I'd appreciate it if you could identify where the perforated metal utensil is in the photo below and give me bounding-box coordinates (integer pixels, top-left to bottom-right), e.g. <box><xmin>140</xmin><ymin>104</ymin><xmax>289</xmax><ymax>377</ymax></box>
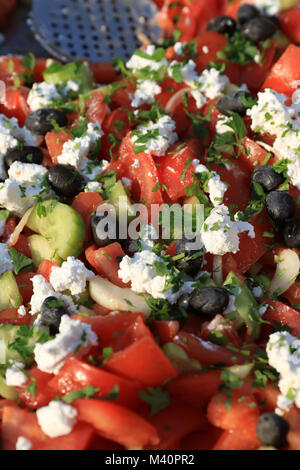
<box><xmin>29</xmin><ymin>0</ymin><xmax>161</xmax><ymax>63</ymax></box>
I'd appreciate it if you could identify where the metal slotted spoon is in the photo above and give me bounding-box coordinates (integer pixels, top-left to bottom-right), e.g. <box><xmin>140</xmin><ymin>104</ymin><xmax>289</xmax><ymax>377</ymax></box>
<box><xmin>29</xmin><ymin>0</ymin><xmax>161</xmax><ymax>63</ymax></box>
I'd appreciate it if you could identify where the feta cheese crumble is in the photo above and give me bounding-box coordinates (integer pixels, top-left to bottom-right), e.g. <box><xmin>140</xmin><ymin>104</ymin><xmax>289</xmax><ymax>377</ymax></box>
<box><xmin>36</xmin><ymin>400</ymin><xmax>77</xmax><ymax>438</ymax></box>
<box><xmin>30</xmin><ymin>274</ymin><xmax>78</xmax><ymax>316</ymax></box>
<box><xmin>57</xmin><ymin>122</ymin><xmax>104</xmax><ymax>180</ymax></box>
<box><xmin>0</xmin><ymin>243</ymin><xmax>13</xmax><ymax>276</ymax></box>
<box><xmin>34</xmin><ymin>314</ymin><xmax>98</xmax><ymax>374</ymax></box>
<box><xmin>5</xmin><ymin>362</ymin><xmax>27</xmax><ymax>387</ymax></box>
<box><xmin>17</xmin><ymin>305</ymin><xmax>27</xmax><ymax>317</ymax></box>
<box><xmin>16</xmin><ymin>436</ymin><xmax>32</xmax><ymax>450</ymax></box>
<box><xmin>267</xmin><ymin>331</ymin><xmax>300</xmax><ymax>414</ymax></box>
<box><xmin>131</xmin><ymin>80</ymin><xmax>162</xmax><ymax>108</ymax></box>
<box><xmin>118</xmin><ymin>249</ymin><xmax>194</xmax><ymax>304</ymax></box>
<box><xmin>192</xmin><ymin>160</ymin><xmax>228</xmax><ymax>206</ymax></box>
<box><xmin>131</xmin><ymin>115</ymin><xmax>178</xmax><ymax>156</ymax></box>
<box><xmin>126</xmin><ymin>45</ymin><xmax>168</xmax><ymax>72</ymax></box>
<box><xmin>49</xmin><ymin>256</ymin><xmax>95</xmax><ymax>296</ymax></box>
<box><xmin>201</xmin><ymin>205</ymin><xmax>255</xmax><ymax>256</ymax></box>
<box><xmin>84</xmin><ymin>181</ymin><xmax>102</xmax><ymax>193</ymax></box>
<box><xmin>253</xmin><ymin>0</ymin><xmax>281</xmax><ymax>16</ymax></box>
<box><xmin>27</xmin><ymin>81</ymin><xmax>61</xmax><ymax>111</ymax></box>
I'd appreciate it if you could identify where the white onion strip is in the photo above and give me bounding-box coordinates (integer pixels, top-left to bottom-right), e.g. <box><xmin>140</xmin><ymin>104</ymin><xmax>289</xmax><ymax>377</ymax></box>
<box><xmin>213</xmin><ymin>255</ymin><xmax>223</xmax><ymax>286</ymax></box>
<box><xmin>8</xmin><ymin>207</ymin><xmax>33</xmax><ymax>247</ymax></box>
<box><xmin>269</xmin><ymin>249</ymin><xmax>300</xmax><ymax>297</ymax></box>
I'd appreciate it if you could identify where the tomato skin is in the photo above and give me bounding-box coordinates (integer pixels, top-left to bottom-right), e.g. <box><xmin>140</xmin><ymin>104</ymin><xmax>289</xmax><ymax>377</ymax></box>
<box><xmin>167</xmin><ymin>370</ymin><xmax>222</xmax><ymax>408</ymax></box>
<box><xmin>240</xmin><ymin>136</ymin><xmax>273</xmax><ymax>171</ymax></box>
<box><xmin>75</xmin><ymin>398</ymin><xmax>159</xmax><ymax>449</ymax></box>
<box><xmin>13</xmin><ymin>234</ymin><xmax>31</xmax><ymax>258</ymax></box>
<box><xmin>262</xmin><ymin>44</ymin><xmax>300</xmax><ymax>97</ymax></box>
<box><xmin>263</xmin><ymin>300</ymin><xmax>300</xmax><ymax>337</ymax></box>
<box><xmin>85</xmin><ymin>243</ymin><xmax>128</xmax><ymax>288</ymax></box>
<box><xmin>48</xmin><ymin>358</ymin><xmax>142</xmax><ymax>409</ymax></box>
<box><xmin>105</xmin><ymin>335</ymin><xmax>178</xmax><ymax>387</ymax></box>
<box><xmin>151</xmin><ymin>320</ymin><xmax>180</xmax><ymax>345</ymax></box>
<box><xmin>180</xmin><ymin>425</ymin><xmax>222</xmax><ymax>450</ymax></box>
<box><xmin>2</xmin><ymin>406</ymin><xmax>94</xmax><ymax>450</ymax></box>
<box><xmin>157</xmin><ymin>140</ymin><xmax>201</xmax><ymax>201</ymax></box>
<box><xmin>173</xmin><ymin>332</ymin><xmax>245</xmax><ymax>366</ymax></box>
<box><xmin>17</xmin><ymin>367</ymin><xmax>56</xmax><ymax>410</ymax></box>
<box><xmin>146</xmin><ymin>403</ymin><xmax>207</xmax><ymax>450</ymax></box>
<box><xmin>0</xmin><ymin>86</ymin><xmax>30</xmax><ymax>126</ymax></box>
<box><xmin>87</xmin><ymin>61</ymin><xmax>119</xmax><ymax>84</ymax></box>
<box><xmin>240</xmin><ymin>41</ymin><xmax>277</xmax><ymax>93</ymax></box>
<box><xmin>207</xmin><ymin>392</ymin><xmax>260</xmax><ymax>449</ymax></box>
<box><xmin>0</xmin><ymin>56</ymin><xmax>24</xmax><ymax>86</ymax></box>
<box><xmin>0</xmin><ymin>308</ymin><xmax>31</xmax><ymax>325</ymax></box>
<box><xmin>15</xmin><ymin>271</ymin><xmax>35</xmax><ymax>305</ymax></box>
<box><xmin>279</xmin><ymin>7</ymin><xmax>300</xmax><ymax>45</ymax></box>
<box><xmin>45</xmin><ymin>129</ymin><xmax>71</xmax><ymax>164</ymax></box>
<box><xmin>213</xmin><ymin>429</ymin><xmax>259</xmax><ymax>450</ymax></box>
<box><xmin>37</xmin><ymin>259</ymin><xmax>60</xmax><ymax>282</ymax></box>
<box><xmin>72</xmin><ymin>192</ymin><xmax>103</xmax><ymax>242</ymax></box>
<box><xmin>195</xmin><ymin>32</ymin><xmax>227</xmax><ymax>73</ymax></box>
<box><xmin>84</xmin><ymin>90</ymin><xmax>107</xmax><ymax>125</ymax></box>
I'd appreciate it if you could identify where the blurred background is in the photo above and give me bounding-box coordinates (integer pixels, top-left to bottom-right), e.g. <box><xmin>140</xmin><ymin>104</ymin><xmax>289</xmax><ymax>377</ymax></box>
<box><xmin>0</xmin><ymin>1</ymin><xmax>46</xmax><ymax>57</ymax></box>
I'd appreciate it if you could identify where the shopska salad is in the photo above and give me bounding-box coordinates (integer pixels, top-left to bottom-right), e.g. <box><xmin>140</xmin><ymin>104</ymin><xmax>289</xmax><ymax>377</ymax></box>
<box><xmin>1</xmin><ymin>0</ymin><xmax>300</xmax><ymax>451</ymax></box>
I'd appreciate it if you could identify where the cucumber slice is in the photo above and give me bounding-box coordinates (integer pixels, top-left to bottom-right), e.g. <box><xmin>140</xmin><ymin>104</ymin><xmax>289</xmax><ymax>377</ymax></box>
<box><xmin>163</xmin><ymin>343</ymin><xmax>202</xmax><ymax>372</ymax></box>
<box><xmin>0</xmin><ymin>324</ymin><xmax>50</xmax><ymax>366</ymax></box>
<box><xmin>0</xmin><ymin>376</ymin><xmax>18</xmax><ymax>401</ymax></box>
<box><xmin>28</xmin><ymin>234</ymin><xmax>63</xmax><ymax>268</ymax></box>
<box><xmin>107</xmin><ymin>180</ymin><xmax>135</xmax><ymax>219</ymax></box>
<box><xmin>26</xmin><ymin>200</ymin><xmax>85</xmax><ymax>260</ymax></box>
<box><xmin>223</xmin><ymin>271</ymin><xmax>261</xmax><ymax>339</ymax></box>
<box><xmin>0</xmin><ymin>271</ymin><xmax>22</xmax><ymax>310</ymax></box>
<box><xmin>89</xmin><ymin>276</ymin><xmax>151</xmax><ymax>316</ymax></box>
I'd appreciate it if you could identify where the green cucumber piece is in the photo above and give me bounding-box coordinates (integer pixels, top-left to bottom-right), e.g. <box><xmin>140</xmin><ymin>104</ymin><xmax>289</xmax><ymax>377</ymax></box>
<box><xmin>107</xmin><ymin>180</ymin><xmax>135</xmax><ymax>219</ymax></box>
<box><xmin>0</xmin><ymin>271</ymin><xmax>22</xmax><ymax>310</ymax></box>
<box><xmin>43</xmin><ymin>61</ymin><xmax>93</xmax><ymax>92</ymax></box>
<box><xmin>26</xmin><ymin>200</ymin><xmax>85</xmax><ymax>260</ymax></box>
<box><xmin>0</xmin><ymin>376</ymin><xmax>18</xmax><ymax>401</ymax></box>
<box><xmin>0</xmin><ymin>324</ymin><xmax>50</xmax><ymax>365</ymax></box>
<box><xmin>28</xmin><ymin>234</ymin><xmax>63</xmax><ymax>268</ymax></box>
<box><xmin>163</xmin><ymin>343</ymin><xmax>202</xmax><ymax>372</ymax></box>
<box><xmin>223</xmin><ymin>271</ymin><xmax>261</xmax><ymax>339</ymax></box>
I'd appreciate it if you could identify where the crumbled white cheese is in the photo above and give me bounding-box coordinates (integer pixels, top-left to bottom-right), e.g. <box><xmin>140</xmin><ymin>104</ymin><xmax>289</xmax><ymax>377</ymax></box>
<box><xmin>126</xmin><ymin>45</ymin><xmax>168</xmax><ymax>72</ymax></box>
<box><xmin>174</xmin><ymin>42</ymin><xmax>185</xmax><ymax>56</ymax></box>
<box><xmin>0</xmin><ymin>161</ymin><xmax>50</xmax><ymax>216</ymax></box>
<box><xmin>17</xmin><ymin>305</ymin><xmax>27</xmax><ymax>317</ymax></box>
<box><xmin>30</xmin><ymin>274</ymin><xmax>78</xmax><ymax>316</ymax></box>
<box><xmin>34</xmin><ymin>314</ymin><xmax>98</xmax><ymax>374</ymax></box>
<box><xmin>36</xmin><ymin>400</ymin><xmax>77</xmax><ymax>438</ymax></box>
<box><xmin>131</xmin><ymin>115</ymin><xmax>178</xmax><ymax>156</ymax></box>
<box><xmin>16</xmin><ymin>436</ymin><xmax>32</xmax><ymax>450</ymax></box>
<box><xmin>267</xmin><ymin>331</ymin><xmax>300</xmax><ymax>414</ymax></box>
<box><xmin>49</xmin><ymin>256</ymin><xmax>95</xmax><ymax>296</ymax></box>
<box><xmin>202</xmin><ymin>45</ymin><xmax>209</xmax><ymax>55</ymax></box>
<box><xmin>27</xmin><ymin>81</ymin><xmax>61</xmax><ymax>111</ymax></box>
<box><xmin>84</xmin><ymin>181</ymin><xmax>102</xmax><ymax>192</ymax></box>
<box><xmin>201</xmin><ymin>204</ymin><xmax>255</xmax><ymax>256</ymax></box>
<box><xmin>63</xmin><ymin>80</ymin><xmax>80</xmax><ymax>94</ymax></box>
<box><xmin>132</xmin><ymin>80</ymin><xmax>162</xmax><ymax>108</ymax></box>
<box><xmin>192</xmin><ymin>160</ymin><xmax>227</xmax><ymax>206</ymax></box>
<box><xmin>118</xmin><ymin>249</ymin><xmax>194</xmax><ymax>304</ymax></box>
<box><xmin>5</xmin><ymin>362</ymin><xmax>27</xmax><ymax>387</ymax></box>
<box><xmin>215</xmin><ymin>114</ymin><xmax>234</xmax><ymax>135</ymax></box>
<box><xmin>0</xmin><ymin>243</ymin><xmax>13</xmax><ymax>276</ymax></box>
<box><xmin>198</xmin><ymin>68</ymin><xmax>229</xmax><ymax>101</ymax></box>
<box><xmin>253</xmin><ymin>0</ymin><xmax>281</xmax><ymax>16</ymax></box>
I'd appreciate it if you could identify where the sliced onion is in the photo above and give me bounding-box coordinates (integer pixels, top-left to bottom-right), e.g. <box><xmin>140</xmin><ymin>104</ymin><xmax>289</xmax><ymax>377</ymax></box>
<box><xmin>269</xmin><ymin>249</ymin><xmax>300</xmax><ymax>297</ymax></box>
<box><xmin>8</xmin><ymin>207</ymin><xmax>34</xmax><ymax>248</ymax></box>
<box><xmin>165</xmin><ymin>87</ymin><xmax>190</xmax><ymax>114</ymax></box>
<box><xmin>213</xmin><ymin>255</ymin><xmax>223</xmax><ymax>286</ymax></box>
<box><xmin>89</xmin><ymin>276</ymin><xmax>151</xmax><ymax>316</ymax></box>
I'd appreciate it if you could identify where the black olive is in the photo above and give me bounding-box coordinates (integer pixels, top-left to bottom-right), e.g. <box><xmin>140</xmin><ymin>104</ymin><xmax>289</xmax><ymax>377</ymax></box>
<box><xmin>4</xmin><ymin>146</ymin><xmax>43</xmax><ymax>168</ymax></box>
<box><xmin>40</xmin><ymin>296</ymin><xmax>69</xmax><ymax>335</ymax></box>
<box><xmin>175</xmin><ymin>236</ymin><xmax>204</xmax><ymax>276</ymax></box>
<box><xmin>237</xmin><ymin>3</ymin><xmax>260</xmax><ymax>25</ymax></box>
<box><xmin>207</xmin><ymin>15</ymin><xmax>237</xmax><ymax>36</ymax></box>
<box><xmin>280</xmin><ymin>220</ymin><xmax>300</xmax><ymax>248</ymax></box>
<box><xmin>25</xmin><ymin>108</ymin><xmax>67</xmax><ymax>135</ymax></box>
<box><xmin>217</xmin><ymin>91</ymin><xmax>253</xmax><ymax>117</ymax></box>
<box><xmin>252</xmin><ymin>166</ymin><xmax>284</xmax><ymax>192</ymax></box>
<box><xmin>268</xmin><ymin>15</ymin><xmax>280</xmax><ymax>28</ymax></box>
<box><xmin>189</xmin><ymin>287</ymin><xmax>229</xmax><ymax>318</ymax></box>
<box><xmin>47</xmin><ymin>164</ymin><xmax>85</xmax><ymax>198</ymax></box>
<box><xmin>242</xmin><ymin>16</ymin><xmax>278</xmax><ymax>43</ymax></box>
<box><xmin>90</xmin><ymin>213</ymin><xmax>123</xmax><ymax>248</ymax></box>
<box><xmin>257</xmin><ymin>413</ymin><xmax>289</xmax><ymax>448</ymax></box>
<box><xmin>266</xmin><ymin>191</ymin><xmax>295</xmax><ymax>222</ymax></box>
